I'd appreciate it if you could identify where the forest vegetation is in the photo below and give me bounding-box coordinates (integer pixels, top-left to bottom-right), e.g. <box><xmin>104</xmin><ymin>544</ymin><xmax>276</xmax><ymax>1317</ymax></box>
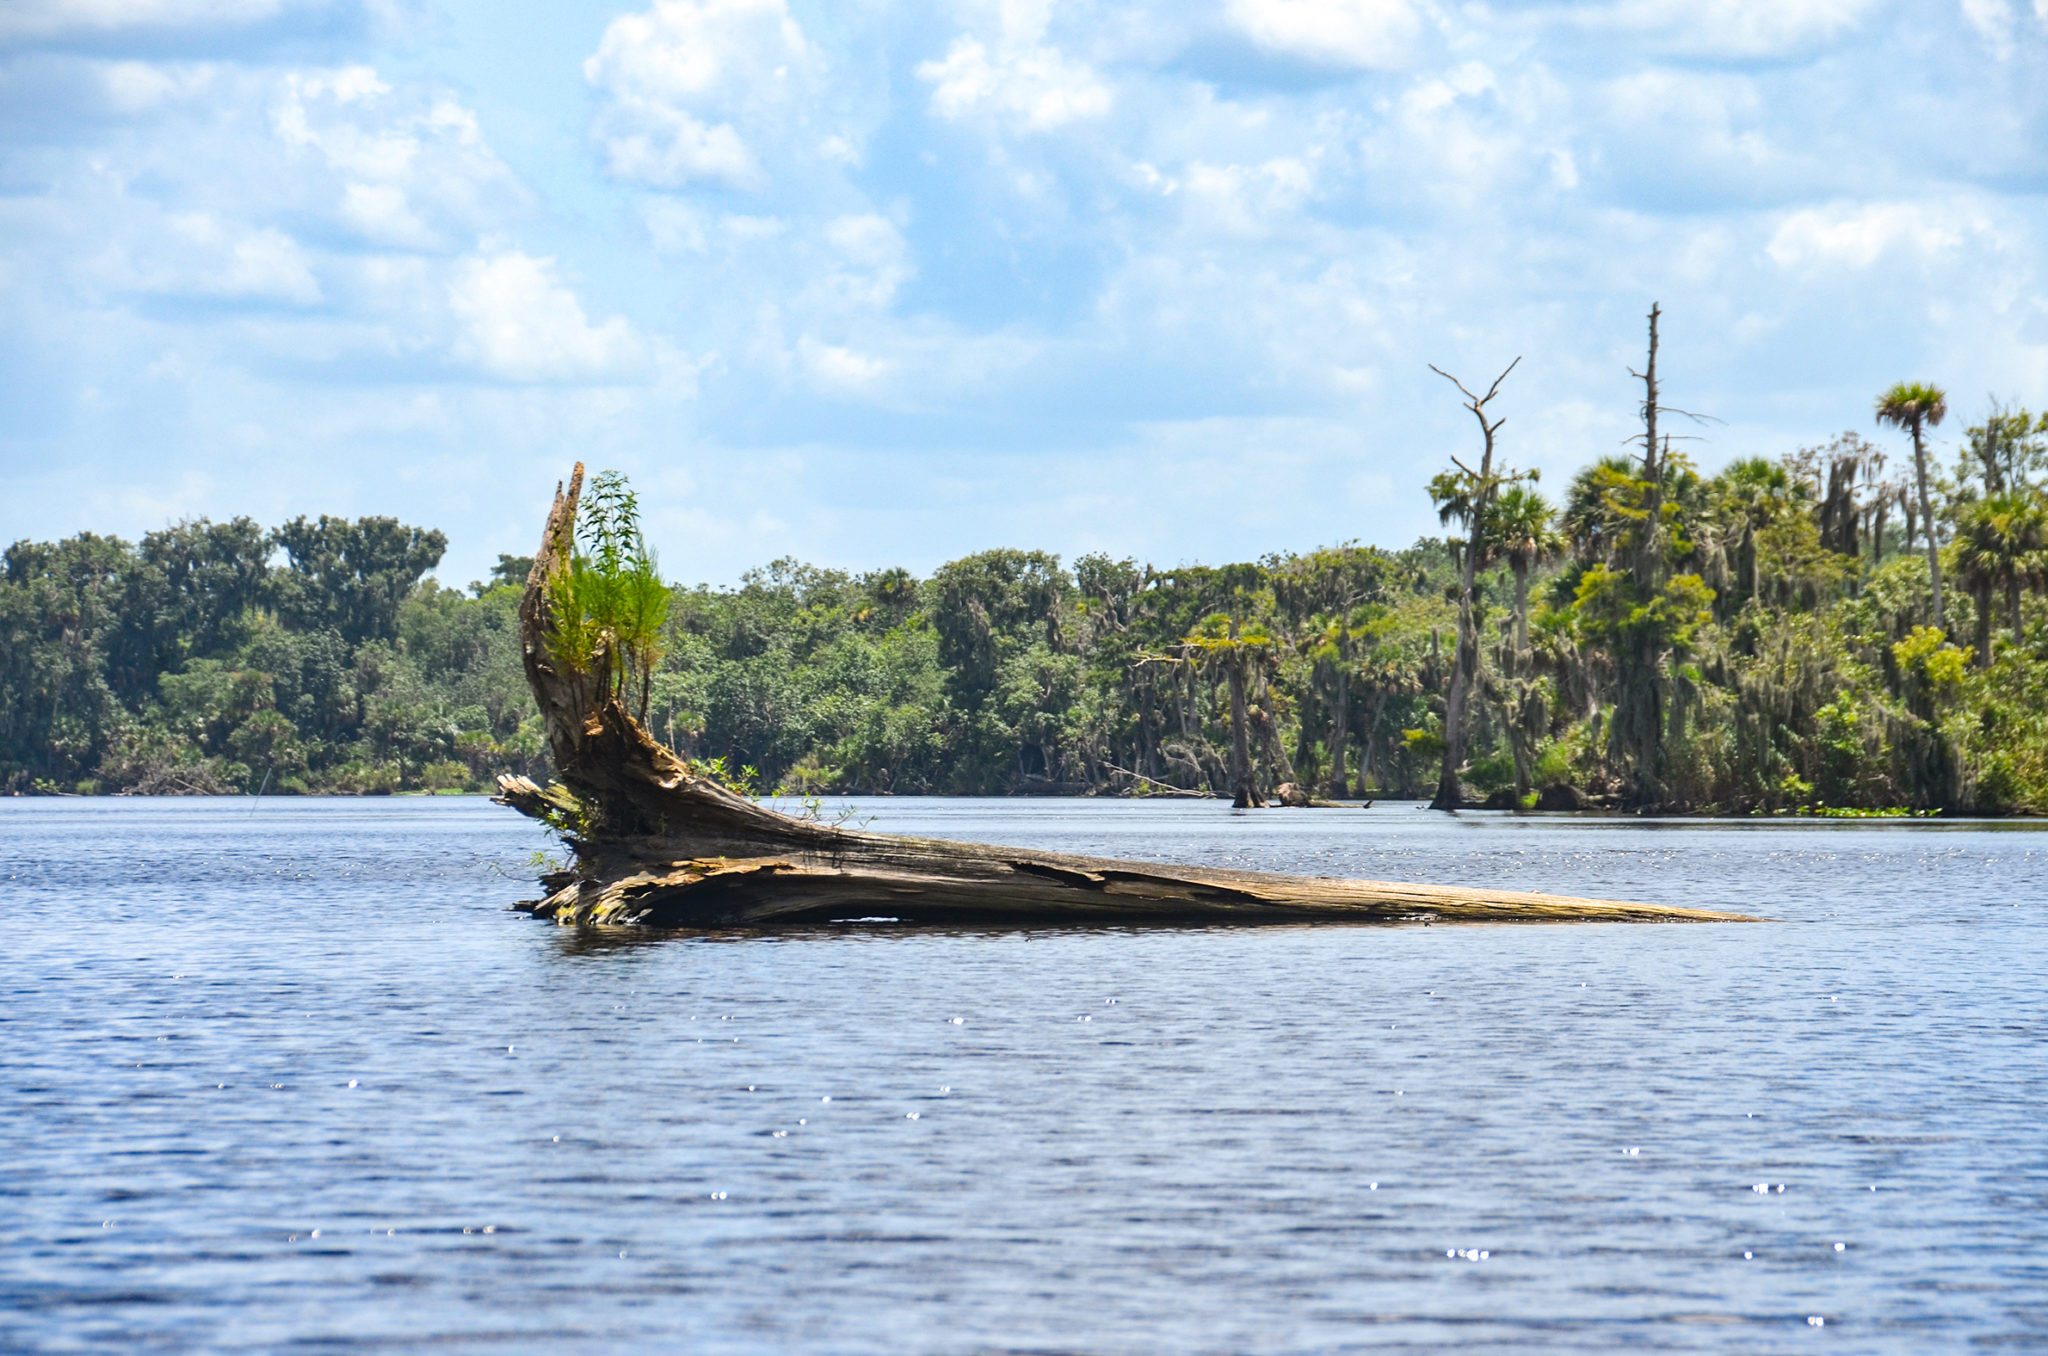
<box><xmin>7</xmin><ymin>349</ymin><xmax>2048</xmax><ymax>813</ymax></box>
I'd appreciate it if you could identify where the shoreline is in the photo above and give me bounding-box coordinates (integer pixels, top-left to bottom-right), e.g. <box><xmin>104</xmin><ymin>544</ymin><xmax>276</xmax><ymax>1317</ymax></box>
<box><xmin>4</xmin><ymin>787</ymin><xmax>2038</xmax><ymax>820</ymax></box>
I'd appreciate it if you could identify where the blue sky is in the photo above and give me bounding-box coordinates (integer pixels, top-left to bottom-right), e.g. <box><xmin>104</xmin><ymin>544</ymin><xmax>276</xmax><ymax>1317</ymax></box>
<box><xmin>2</xmin><ymin>0</ymin><xmax>2044</xmax><ymax>587</ymax></box>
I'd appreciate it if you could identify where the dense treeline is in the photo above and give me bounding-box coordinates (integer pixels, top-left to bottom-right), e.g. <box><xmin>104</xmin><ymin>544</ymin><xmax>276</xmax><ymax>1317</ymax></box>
<box><xmin>0</xmin><ymin>515</ymin><xmax>543</xmax><ymax>794</ymax></box>
<box><xmin>6</xmin><ymin>395</ymin><xmax>2046</xmax><ymax>811</ymax></box>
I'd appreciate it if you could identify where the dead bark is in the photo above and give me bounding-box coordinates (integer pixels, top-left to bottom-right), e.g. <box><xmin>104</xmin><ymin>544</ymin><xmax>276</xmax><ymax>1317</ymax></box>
<box><xmin>1427</xmin><ymin>359</ymin><xmax>1520</xmax><ymax>811</ymax></box>
<box><xmin>497</xmin><ymin>463</ymin><xmax>1753</xmax><ymax>929</ymax></box>
<box><xmin>1617</xmin><ymin>305</ymin><xmax>1668</xmax><ymax>811</ymax></box>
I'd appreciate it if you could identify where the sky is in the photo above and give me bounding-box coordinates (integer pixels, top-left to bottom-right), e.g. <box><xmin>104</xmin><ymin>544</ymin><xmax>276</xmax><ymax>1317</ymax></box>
<box><xmin>2</xmin><ymin>0</ymin><xmax>2045</xmax><ymax>588</ymax></box>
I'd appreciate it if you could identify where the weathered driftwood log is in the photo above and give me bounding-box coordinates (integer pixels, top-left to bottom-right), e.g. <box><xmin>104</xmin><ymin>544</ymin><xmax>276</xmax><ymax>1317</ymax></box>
<box><xmin>496</xmin><ymin>464</ymin><xmax>1754</xmax><ymax>929</ymax></box>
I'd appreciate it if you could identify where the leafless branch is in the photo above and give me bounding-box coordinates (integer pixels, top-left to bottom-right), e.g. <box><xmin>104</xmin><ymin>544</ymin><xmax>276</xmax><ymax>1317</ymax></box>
<box><xmin>1621</xmin><ymin>392</ymin><xmax>1721</xmax><ymax>428</ymax></box>
<box><xmin>1430</xmin><ymin>357</ymin><xmax>1521</xmax><ymax>437</ymax></box>
<box><xmin>1430</xmin><ymin>356</ymin><xmax>1522</xmax><ymax>411</ymax></box>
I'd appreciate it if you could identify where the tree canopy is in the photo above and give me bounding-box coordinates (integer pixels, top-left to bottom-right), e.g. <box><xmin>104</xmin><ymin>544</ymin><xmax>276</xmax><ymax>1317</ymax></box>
<box><xmin>6</xmin><ymin>405</ymin><xmax>2048</xmax><ymax>812</ymax></box>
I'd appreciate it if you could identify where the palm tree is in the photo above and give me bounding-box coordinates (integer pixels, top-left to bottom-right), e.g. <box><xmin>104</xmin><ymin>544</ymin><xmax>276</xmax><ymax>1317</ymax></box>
<box><xmin>1561</xmin><ymin>455</ymin><xmax>1646</xmax><ymax>567</ymax></box>
<box><xmin>1484</xmin><ymin>486</ymin><xmax>1562</xmax><ymax>803</ymax></box>
<box><xmin>1876</xmin><ymin>382</ymin><xmax>1949</xmax><ymax>629</ymax></box>
<box><xmin>1954</xmin><ymin>491</ymin><xmax>2048</xmax><ymax>662</ymax></box>
<box><xmin>1489</xmin><ymin>486</ymin><xmax>1563</xmax><ymax>659</ymax></box>
<box><xmin>1953</xmin><ymin>504</ymin><xmax>2001</xmax><ymax>668</ymax></box>
<box><xmin>1712</xmin><ymin>457</ymin><xmax>1798</xmax><ymax>604</ymax></box>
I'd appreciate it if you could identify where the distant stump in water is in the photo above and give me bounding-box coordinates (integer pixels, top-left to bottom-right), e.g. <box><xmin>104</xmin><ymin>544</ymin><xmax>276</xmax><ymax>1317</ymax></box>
<box><xmin>1271</xmin><ymin>782</ymin><xmax>1345</xmax><ymax>808</ymax></box>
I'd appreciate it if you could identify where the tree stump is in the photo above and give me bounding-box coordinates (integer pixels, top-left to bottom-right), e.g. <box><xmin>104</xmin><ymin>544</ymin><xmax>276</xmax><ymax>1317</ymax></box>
<box><xmin>496</xmin><ymin>464</ymin><xmax>1755</xmax><ymax>929</ymax></box>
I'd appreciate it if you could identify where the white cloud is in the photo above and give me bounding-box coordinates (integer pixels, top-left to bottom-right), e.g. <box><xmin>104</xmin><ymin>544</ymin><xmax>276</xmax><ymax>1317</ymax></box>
<box><xmin>85</xmin><ymin>211</ymin><xmax>322</xmax><ymax>303</ymax></box>
<box><xmin>1960</xmin><ymin>0</ymin><xmax>2016</xmax><ymax>56</ymax></box>
<box><xmin>1765</xmin><ymin>202</ymin><xmax>1973</xmax><ymax>270</ymax></box>
<box><xmin>1351</xmin><ymin>59</ymin><xmax>1574</xmax><ymax>211</ymax></box>
<box><xmin>0</xmin><ymin>58</ymin><xmax>532</xmax><ymax>379</ymax></box>
<box><xmin>270</xmin><ymin>66</ymin><xmax>515</xmax><ymax>249</ymax></box>
<box><xmin>1226</xmin><ymin>0</ymin><xmax>1423</xmax><ymax>69</ymax></box>
<box><xmin>583</xmin><ymin>0</ymin><xmax>811</xmax><ymax>189</ymax></box>
<box><xmin>447</xmin><ymin>250</ymin><xmax>646</xmax><ymax>383</ymax></box>
<box><xmin>9</xmin><ymin>0</ymin><xmax>2048</xmax><ymax>590</ymax></box>
<box><xmin>825</xmin><ymin>213</ymin><xmax>905</xmax><ymax>269</ymax></box>
<box><xmin>1577</xmin><ymin>0</ymin><xmax>1874</xmax><ymax>57</ymax></box>
<box><xmin>197</xmin><ymin>220</ymin><xmax>322</xmax><ymax>302</ymax></box>
<box><xmin>1579</xmin><ymin>66</ymin><xmax>1829</xmax><ymax>206</ymax></box>
<box><xmin>801</xmin><ymin>213</ymin><xmax>912</xmax><ymax>311</ymax></box>
<box><xmin>641</xmin><ymin>199</ymin><xmax>710</xmax><ymax>254</ymax></box>
<box><xmin>596</xmin><ymin>109</ymin><xmax>759</xmax><ymax>188</ymax></box>
<box><xmin>798</xmin><ymin>336</ymin><xmax>891</xmax><ymax>391</ymax></box>
<box><xmin>1182</xmin><ymin>158</ymin><xmax>1316</xmax><ymax>236</ymax></box>
<box><xmin>340</xmin><ymin>182</ymin><xmax>430</xmax><ymax>248</ymax></box>
<box><xmin>0</xmin><ymin>0</ymin><xmax>289</xmax><ymax>39</ymax></box>
<box><xmin>918</xmin><ymin>35</ymin><xmax>1110</xmax><ymax>131</ymax></box>
<box><xmin>96</xmin><ymin>60</ymin><xmax>219</xmax><ymax>111</ymax></box>
<box><xmin>586</xmin><ymin>0</ymin><xmax>806</xmax><ymax>102</ymax></box>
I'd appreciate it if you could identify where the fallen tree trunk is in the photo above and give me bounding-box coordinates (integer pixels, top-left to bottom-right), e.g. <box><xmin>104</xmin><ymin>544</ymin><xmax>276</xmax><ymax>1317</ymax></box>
<box><xmin>496</xmin><ymin>464</ymin><xmax>1754</xmax><ymax>929</ymax></box>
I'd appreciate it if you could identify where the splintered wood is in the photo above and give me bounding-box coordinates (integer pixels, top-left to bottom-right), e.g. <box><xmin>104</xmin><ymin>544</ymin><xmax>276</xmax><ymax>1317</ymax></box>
<box><xmin>495</xmin><ymin>463</ymin><xmax>1756</xmax><ymax>931</ymax></box>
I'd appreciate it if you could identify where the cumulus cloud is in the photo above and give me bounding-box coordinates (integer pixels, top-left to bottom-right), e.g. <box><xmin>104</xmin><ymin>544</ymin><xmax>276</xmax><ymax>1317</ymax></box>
<box><xmin>1960</xmin><ymin>0</ymin><xmax>2016</xmax><ymax>56</ymax></box>
<box><xmin>448</xmin><ymin>250</ymin><xmax>646</xmax><ymax>383</ymax></box>
<box><xmin>1765</xmin><ymin>202</ymin><xmax>1975</xmax><ymax>270</ymax></box>
<box><xmin>1180</xmin><ymin>158</ymin><xmax>1317</xmax><ymax>236</ymax></box>
<box><xmin>821</xmin><ymin>213</ymin><xmax>911</xmax><ymax>307</ymax></box>
<box><xmin>1328</xmin><ymin>59</ymin><xmax>1581</xmax><ymax>215</ymax></box>
<box><xmin>1225</xmin><ymin>0</ymin><xmax>1423</xmax><ymax>69</ymax></box>
<box><xmin>918</xmin><ymin>34</ymin><xmax>1111</xmax><ymax>131</ymax></box>
<box><xmin>6</xmin><ymin>0</ymin><xmax>2046</xmax><ymax>588</ymax></box>
<box><xmin>1587</xmin><ymin>67</ymin><xmax>1799</xmax><ymax>207</ymax></box>
<box><xmin>95</xmin><ymin>58</ymin><xmax>220</xmax><ymax>110</ymax></box>
<box><xmin>797</xmin><ymin>336</ymin><xmax>891</xmax><ymax>391</ymax></box>
<box><xmin>583</xmin><ymin>0</ymin><xmax>811</xmax><ymax>189</ymax></box>
<box><xmin>0</xmin><ymin>0</ymin><xmax>290</xmax><ymax>40</ymax></box>
<box><xmin>89</xmin><ymin>211</ymin><xmax>323</xmax><ymax>303</ymax></box>
<box><xmin>272</xmin><ymin>65</ymin><xmax>515</xmax><ymax>249</ymax></box>
<box><xmin>1575</xmin><ymin>0</ymin><xmax>1875</xmax><ymax>57</ymax></box>
<box><xmin>0</xmin><ymin>51</ymin><xmax>631</xmax><ymax>396</ymax></box>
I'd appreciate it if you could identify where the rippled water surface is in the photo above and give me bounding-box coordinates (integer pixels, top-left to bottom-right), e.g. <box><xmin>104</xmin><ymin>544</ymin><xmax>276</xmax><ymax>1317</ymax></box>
<box><xmin>3</xmin><ymin>797</ymin><xmax>2046</xmax><ymax>1353</ymax></box>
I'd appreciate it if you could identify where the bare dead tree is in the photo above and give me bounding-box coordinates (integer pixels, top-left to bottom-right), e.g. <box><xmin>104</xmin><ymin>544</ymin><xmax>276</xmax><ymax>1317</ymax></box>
<box><xmin>1426</xmin><ymin>357</ymin><xmax>1520</xmax><ymax>811</ymax></box>
<box><xmin>1613</xmin><ymin>303</ymin><xmax>1715</xmax><ymax>810</ymax></box>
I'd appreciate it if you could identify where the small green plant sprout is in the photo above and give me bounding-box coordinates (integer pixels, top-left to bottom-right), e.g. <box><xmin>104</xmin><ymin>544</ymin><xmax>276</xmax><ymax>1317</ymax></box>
<box><xmin>693</xmin><ymin>756</ymin><xmax>760</xmax><ymax>799</ymax></box>
<box><xmin>543</xmin><ymin>469</ymin><xmax>671</xmax><ymax>721</ymax></box>
<box><xmin>787</xmin><ymin>792</ymin><xmax>874</xmax><ymax>828</ymax></box>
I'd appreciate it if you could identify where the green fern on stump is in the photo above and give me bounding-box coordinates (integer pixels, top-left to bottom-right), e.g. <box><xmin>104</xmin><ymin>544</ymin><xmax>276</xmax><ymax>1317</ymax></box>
<box><xmin>543</xmin><ymin>469</ymin><xmax>671</xmax><ymax>721</ymax></box>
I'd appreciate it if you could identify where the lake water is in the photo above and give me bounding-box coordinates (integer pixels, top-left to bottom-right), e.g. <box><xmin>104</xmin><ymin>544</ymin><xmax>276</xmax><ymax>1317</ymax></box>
<box><xmin>3</xmin><ymin>797</ymin><xmax>2045</xmax><ymax>1353</ymax></box>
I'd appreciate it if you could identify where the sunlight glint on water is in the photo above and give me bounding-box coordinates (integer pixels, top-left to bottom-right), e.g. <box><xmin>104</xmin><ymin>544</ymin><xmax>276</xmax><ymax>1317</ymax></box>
<box><xmin>1</xmin><ymin>796</ymin><xmax>2044</xmax><ymax>1353</ymax></box>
